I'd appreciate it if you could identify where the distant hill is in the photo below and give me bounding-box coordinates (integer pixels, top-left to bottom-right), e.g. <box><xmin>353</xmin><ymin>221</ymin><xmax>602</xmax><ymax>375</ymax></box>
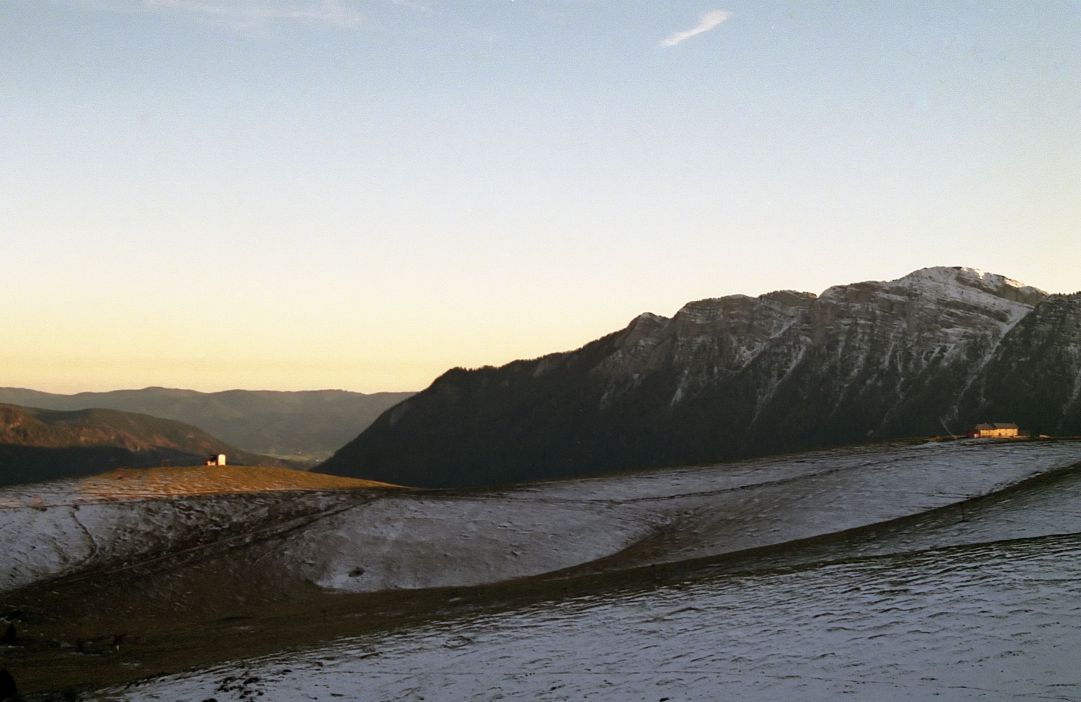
<box><xmin>0</xmin><ymin>403</ymin><xmax>283</xmax><ymax>486</ymax></box>
<box><xmin>318</xmin><ymin>267</ymin><xmax>1081</xmax><ymax>488</ymax></box>
<box><xmin>0</xmin><ymin>388</ymin><xmax>414</xmax><ymax>463</ymax></box>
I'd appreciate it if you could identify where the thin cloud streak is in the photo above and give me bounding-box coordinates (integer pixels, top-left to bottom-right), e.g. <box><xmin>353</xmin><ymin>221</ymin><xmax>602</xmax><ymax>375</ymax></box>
<box><xmin>389</xmin><ymin>0</ymin><xmax>433</xmax><ymax>14</ymax></box>
<box><xmin>142</xmin><ymin>0</ymin><xmax>364</xmax><ymax>30</ymax></box>
<box><xmin>660</xmin><ymin>9</ymin><xmax>731</xmax><ymax>47</ymax></box>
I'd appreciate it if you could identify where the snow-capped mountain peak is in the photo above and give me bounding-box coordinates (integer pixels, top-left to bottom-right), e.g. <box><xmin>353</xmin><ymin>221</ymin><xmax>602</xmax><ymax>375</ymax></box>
<box><xmin>893</xmin><ymin>266</ymin><xmax>1046</xmax><ymax>304</ymax></box>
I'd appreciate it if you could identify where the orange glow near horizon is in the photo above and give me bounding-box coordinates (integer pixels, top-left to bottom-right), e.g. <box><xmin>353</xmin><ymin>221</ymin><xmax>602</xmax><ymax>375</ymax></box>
<box><xmin>3</xmin><ymin>3</ymin><xmax>1076</xmax><ymax>394</ymax></box>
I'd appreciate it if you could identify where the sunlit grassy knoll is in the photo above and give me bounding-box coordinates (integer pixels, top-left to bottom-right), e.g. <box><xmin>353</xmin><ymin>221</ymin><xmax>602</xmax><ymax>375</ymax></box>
<box><xmin>76</xmin><ymin>464</ymin><xmax>400</xmax><ymax>500</ymax></box>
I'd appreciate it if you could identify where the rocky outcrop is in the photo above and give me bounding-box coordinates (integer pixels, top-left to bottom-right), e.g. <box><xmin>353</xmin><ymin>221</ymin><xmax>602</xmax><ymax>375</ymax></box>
<box><xmin>319</xmin><ymin>267</ymin><xmax>1080</xmax><ymax>488</ymax></box>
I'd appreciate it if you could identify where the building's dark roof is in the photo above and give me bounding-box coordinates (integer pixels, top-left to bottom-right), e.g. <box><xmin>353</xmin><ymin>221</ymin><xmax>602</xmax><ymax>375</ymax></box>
<box><xmin>975</xmin><ymin>422</ymin><xmax>1018</xmax><ymax>430</ymax></box>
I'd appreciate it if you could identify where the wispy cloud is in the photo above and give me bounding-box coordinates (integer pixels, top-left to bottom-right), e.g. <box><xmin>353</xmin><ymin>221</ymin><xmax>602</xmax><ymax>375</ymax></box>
<box><xmin>142</xmin><ymin>0</ymin><xmax>364</xmax><ymax>31</ymax></box>
<box><xmin>660</xmin><ymin>9</ymin><xmax>731</xmax><ymax>47</ymax></box>
<box><xmin>389</xmin><ymin>0</ymin><xmax>433</xmax><ymax>14</ymax></box>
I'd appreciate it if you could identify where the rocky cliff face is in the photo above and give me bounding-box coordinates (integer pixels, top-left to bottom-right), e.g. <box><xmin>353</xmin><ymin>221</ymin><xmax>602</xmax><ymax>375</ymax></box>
<box><xmin>319</xmin><ymin>267</ymin><xmax>1081</xmax><ymax>488</ymax></box>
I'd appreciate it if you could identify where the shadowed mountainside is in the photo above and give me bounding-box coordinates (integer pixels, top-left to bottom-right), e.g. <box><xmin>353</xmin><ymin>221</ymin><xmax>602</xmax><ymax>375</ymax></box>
<box><xmin>0</xmin><ymin>403</ymin><xmax>282</xmax><ymax>485</ymax></box>
<box><xmin>0</xmin><ymin>387</ymin><xmax>414</xmax><ymax>463</ymax></box>
<box><xmin>319</xmin><ymin>267</ymin><xmax>1081</xmax><ymax>488</ymax></box>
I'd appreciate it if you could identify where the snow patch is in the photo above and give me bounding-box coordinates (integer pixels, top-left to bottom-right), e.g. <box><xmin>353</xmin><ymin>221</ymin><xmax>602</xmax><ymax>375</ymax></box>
<box><xmin>308</xmin><ymin>496</ymin><xmax>660</xmax><ymax>592</ymax></box>
<box><xmin>5</xmin><ymin>443</ymin><xmax>1081</xmax><ymax>598</ymax></box>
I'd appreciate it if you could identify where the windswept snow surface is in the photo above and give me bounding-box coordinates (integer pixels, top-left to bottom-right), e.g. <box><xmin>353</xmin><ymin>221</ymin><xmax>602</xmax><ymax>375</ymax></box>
<box><xmin>3</xmin><ymin>442</ymin><xmax>1079</xmax><ymax>596</ymax></box>
<box><xmin>103</xmin><ymin>537</ymin><xmax>1081</xmax><ymax>702</ymax></box>
<box><xmin>98</xmin><ymin>440</ymin><xmax>1081</xmax><ymax>702</ymax></box>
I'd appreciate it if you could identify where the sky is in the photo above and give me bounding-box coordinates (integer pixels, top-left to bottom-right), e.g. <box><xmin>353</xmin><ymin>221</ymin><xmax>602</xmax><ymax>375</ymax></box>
<box><xmin>2</xmin><ymin>0</ymin><xmax>1079</xmax><ymax>394</ymax></box>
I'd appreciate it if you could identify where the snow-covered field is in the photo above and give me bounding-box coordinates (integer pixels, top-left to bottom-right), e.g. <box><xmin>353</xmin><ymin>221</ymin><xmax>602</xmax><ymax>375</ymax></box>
<box><xmin>118</xmin><ymin>532</ymin><xmax>1081</xmax><ymax>700</ymax></box>
<box><xmin>4</xmin><ymin>440</ymin><xmax>1081</xmax><ymax>700</ymax></box>
<box><xmin>0</xmin><ymin>466</ymin><xmax>389</xmax><ymax>592</ymax></box>
<box><xmin>104</xmin><ymin>533</ymin><xmax>1081</xmax><ymax>701</ymax></box>
<box><xmin>3</xmin><ymin>441</ymin><xmax>1078</xmax><ymax>596</ymax></box>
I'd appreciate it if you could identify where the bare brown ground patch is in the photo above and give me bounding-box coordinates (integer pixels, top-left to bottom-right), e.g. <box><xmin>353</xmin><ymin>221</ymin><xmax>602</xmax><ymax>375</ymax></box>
<box><xmin>75</xmin><ymin>465</ymin><xmax>399</xmax><ymax>501</ymax></box>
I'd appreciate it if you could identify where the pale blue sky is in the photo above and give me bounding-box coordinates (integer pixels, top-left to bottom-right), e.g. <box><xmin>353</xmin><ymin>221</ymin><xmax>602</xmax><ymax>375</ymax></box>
<box><xmin>2</xmin><ymin>1</ymin><xmax>1079</xmax><ymax>392</ymax></box>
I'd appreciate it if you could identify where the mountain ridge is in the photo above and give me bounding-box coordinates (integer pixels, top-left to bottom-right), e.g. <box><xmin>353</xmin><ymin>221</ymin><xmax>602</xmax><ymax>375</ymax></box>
<box><xmin>0</xmin><ymin>402</ymin><xmax>283</xmax><ymax>486</ymax></box>
<box><xmin>318</xmin><ymin>266</ymin><xmax>1081</xmax><ymax>487</ymax></box>
<box><xmin>0</xmin><ymin>387</ymin><xmax>415</xmax><ymax>462</ymax></box>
